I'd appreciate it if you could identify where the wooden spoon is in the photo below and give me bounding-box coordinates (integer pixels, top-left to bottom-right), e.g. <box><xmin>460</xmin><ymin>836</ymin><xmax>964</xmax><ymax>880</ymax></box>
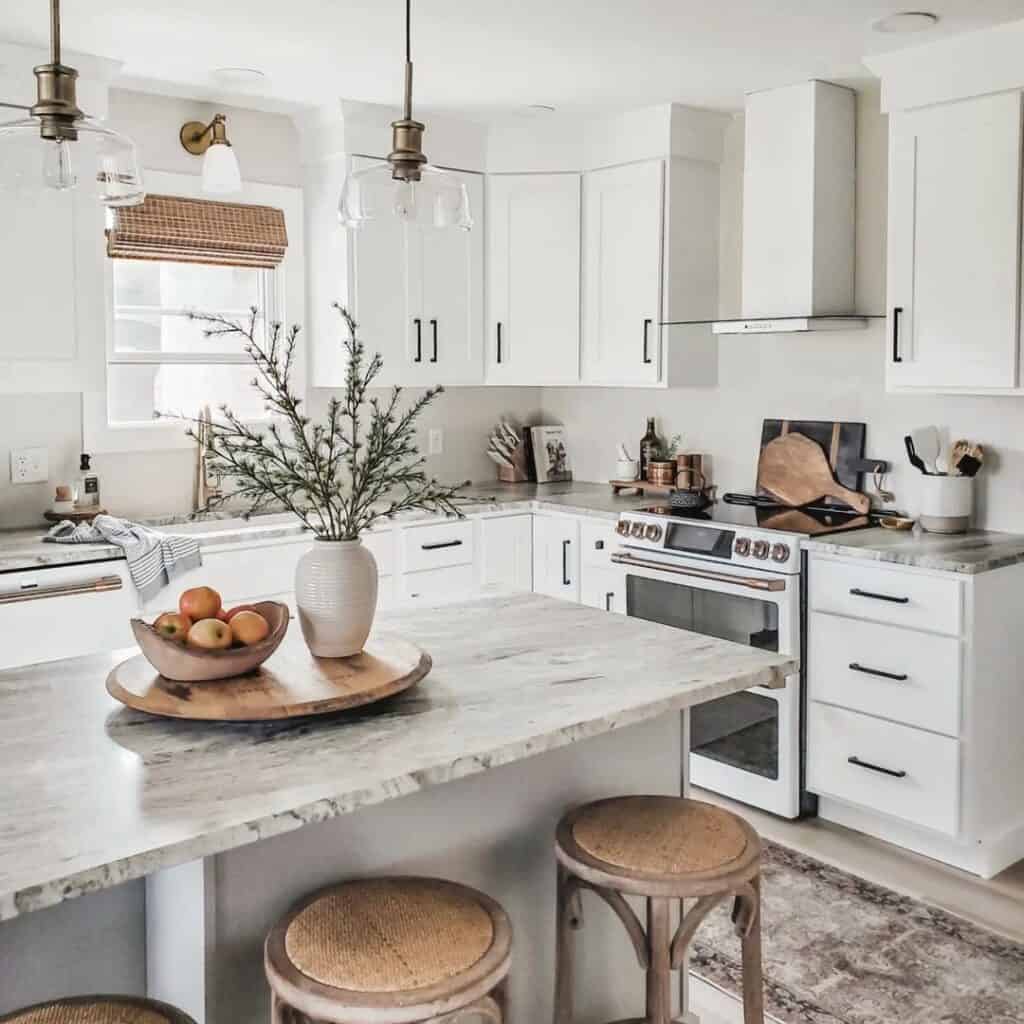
<box><xmin>757</xmin><ymin>433</ymin><xmax>871</xmax><ymax>514</ymax></box>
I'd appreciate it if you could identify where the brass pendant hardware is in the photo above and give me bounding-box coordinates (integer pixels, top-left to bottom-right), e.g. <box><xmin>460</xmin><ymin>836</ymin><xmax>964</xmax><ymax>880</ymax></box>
<box><xmin>386</xmin><ymin>0</ymin><xmax>427</xmax><ymax>182</ymax></box>
<box><xmin>28</xmin><ymin>0</ymin><xmax>83</xmax><ymax>141</ymax></box>
<box><xmin>180</xmin><ymin>113</ymin><xmax>231</xmax><ymax>156</ymax></box>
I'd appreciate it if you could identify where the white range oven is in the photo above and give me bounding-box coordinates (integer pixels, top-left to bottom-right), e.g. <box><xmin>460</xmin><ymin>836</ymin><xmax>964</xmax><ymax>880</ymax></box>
<box><xmin>612</xmin><ymin>502</ymin><xmax>867</xmax><ymax>818</ymax></box>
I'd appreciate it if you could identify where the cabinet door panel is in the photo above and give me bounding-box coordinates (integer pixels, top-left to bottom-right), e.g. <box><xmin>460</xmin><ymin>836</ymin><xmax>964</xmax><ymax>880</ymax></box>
<box><xmin>487</xmin><ymin>174</ymin><xmax>580</xmax><ymax>384</ymax></box>
<box><xmin>888</xmin><ymin>93</ymin><xmax>1023</xmax><ymax>390</ymax></box>
<box><xmin>582</xmin><ymin>161</ymin><xmax>664</xmax><ymax>385</ymax></box>
<box><xmin>479</xmin><ymin>515</ymin><xmax>533</xmax><ymax>591</ymax></box>
<box><xmin>532</xmin><ymin>515</ymin><xmax>580</xmax><ymax>602</ymax></box>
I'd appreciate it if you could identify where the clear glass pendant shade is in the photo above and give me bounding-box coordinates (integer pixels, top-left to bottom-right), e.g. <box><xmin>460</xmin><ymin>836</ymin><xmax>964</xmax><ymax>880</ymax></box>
<box><xmin>0</xmin><ymin>116</ymin><xmax>145</xmax><ymax>206</ymax></box>
<box><xmin>338</xmin><ymin>161</ymin><xmax>472</xmax><ymax>231</ymax></box>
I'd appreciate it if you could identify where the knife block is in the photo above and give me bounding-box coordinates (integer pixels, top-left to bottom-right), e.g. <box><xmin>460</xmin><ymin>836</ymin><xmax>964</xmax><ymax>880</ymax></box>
<box><xmin>497</xmin><ymin>429</ymin><xmax>534</xmax><ymax>483</ymax></box>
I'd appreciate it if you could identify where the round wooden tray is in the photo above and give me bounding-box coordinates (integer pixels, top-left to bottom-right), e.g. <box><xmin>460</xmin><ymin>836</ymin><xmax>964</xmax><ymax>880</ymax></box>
<box><xmin>106</xmin><ymin>628</ymin><xmax>431</xmax><ymax>722</ymax></box>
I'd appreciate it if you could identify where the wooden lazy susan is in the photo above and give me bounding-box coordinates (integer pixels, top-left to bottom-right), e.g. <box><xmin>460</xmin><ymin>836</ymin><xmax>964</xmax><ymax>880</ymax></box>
<box><xmin>106</xmin><ymin>628</ymin><xmax>431</xmax><ymax>722</ymax></box>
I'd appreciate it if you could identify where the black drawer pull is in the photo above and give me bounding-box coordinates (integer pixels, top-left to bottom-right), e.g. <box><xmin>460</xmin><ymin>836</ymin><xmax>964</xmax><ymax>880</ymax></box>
<box><xmin>421</xmin><ymin>539</ymin><xmax>463</xmax><ymax>551</ymax></box>
<box><xmin>849</xmin><ymin>662</ymin><xmax>908</xmax><ymax>682</ymax></box>
<box><xmin>848</xmin><ymin>755</ymin><xmax>907</xmax><ymax>779</ymax></box>
<box><xmin>496</xmin><ymin>322</ymin><xmax>503</xmax><ymax>364</ymax></box>
<box><xmin>430</xmin><ymin>318</ymin><xmax>438</xmax><ymax>363</ymax></box>
<box><xmin>413</xmin><ymin>318</ymin><xmax>423</xmax><ymax>363</ymax></box>
<box><xmin>562</xmin><ymin>539</ymin><xmax>571</xmax><ymax>586</ymax></box>
<box><xmin>849</xmin><ymin>587</ymin><xmax>909</xmax><ymax>605</ymax></box>
<box><xmin>605</xmin><ymin>591</ymin><xmax>615</xmax><ymax>612</ymax></box>
<box><xmin>642</xmin><ymin>318</ymin><xmax>653</xmax><ymax>364</ymax></box>
<box><xmin>892</xmin><ymin>306</ymin><xmax>903</xmax><ymax>364</ymax></box>
<box><xmin>595</xmin><ymin>539</ymin><xmax>605</xmax><ymax>550</ymax></box>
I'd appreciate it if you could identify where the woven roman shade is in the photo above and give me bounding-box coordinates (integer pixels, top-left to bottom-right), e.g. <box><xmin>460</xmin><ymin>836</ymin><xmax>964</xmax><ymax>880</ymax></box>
<box><xmin>106</xmin><ymin>193</ymin><xmax>288</xmax><ymax>269</ymax></box>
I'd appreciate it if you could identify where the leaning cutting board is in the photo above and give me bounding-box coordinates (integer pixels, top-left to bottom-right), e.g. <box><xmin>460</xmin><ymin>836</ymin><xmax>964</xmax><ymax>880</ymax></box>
<box><xmin>758</xmin><ymin>419</ymin><xmax>867</xmax><ymax>499</ymax></box>
<box><xmin>758</xmin><ymin>433</ymin><xmax>871</xmax><ymax>513</ymax></box>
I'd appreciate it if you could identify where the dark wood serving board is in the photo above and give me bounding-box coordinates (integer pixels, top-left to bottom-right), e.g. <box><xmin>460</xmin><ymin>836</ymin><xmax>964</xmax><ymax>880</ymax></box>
<box><xmin>107</xmin><ymin>629</ymin><xmax>431</xmax><ymax>722</ymax></box>
<box><xmin>757</xmin><ymin>419</ymin><xmax>867</xmax><ymax>506</ymax></box>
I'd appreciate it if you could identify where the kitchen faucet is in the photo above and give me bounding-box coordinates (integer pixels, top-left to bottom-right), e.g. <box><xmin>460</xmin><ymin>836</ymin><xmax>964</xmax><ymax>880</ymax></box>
<box><xmin>193</xmin><ymin>404</ymin><xmax>222</xmax><ymax>515</ymax></box>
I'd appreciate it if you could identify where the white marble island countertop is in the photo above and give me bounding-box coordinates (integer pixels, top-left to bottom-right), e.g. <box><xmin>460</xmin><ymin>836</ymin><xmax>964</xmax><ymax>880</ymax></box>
<box><xmin>0</xmin><ymin>592</ymin><xmax>794</xmax><ymax>922</ymax></box>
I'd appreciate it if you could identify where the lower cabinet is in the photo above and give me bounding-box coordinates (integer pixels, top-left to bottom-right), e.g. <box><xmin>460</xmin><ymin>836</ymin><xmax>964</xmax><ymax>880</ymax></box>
<box><xmin>478</xmin><ymin>514</ymin><xmax>533</xmax><ymax>591</ymax></box>
<box><xmin>532</xmin><ymin>514</ymin><xmax>581</xmax><ymax>602</ymax></box>
<box><xmin>579</xmin><ymin>519</ymin><xmax>625</xmax><ymax>613</ymax></box>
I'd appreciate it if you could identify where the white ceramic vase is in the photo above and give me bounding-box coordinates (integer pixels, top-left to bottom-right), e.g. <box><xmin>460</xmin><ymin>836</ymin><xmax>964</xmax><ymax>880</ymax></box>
<box><xmin>295</xmin><ymin>538</ymin><xmax>378</xmax><ymax>657</ymax></box>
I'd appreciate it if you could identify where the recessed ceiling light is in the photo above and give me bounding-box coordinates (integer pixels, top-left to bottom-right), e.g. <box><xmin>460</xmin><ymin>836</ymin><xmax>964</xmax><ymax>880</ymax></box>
<box><xmin>526</xmin><ymin>104</ymin><xmax>557</xmax><ymax>114</ymax></box>
<box><xmin>872</xmin><ymin>11</ymin><xmax>939</xmax><ymax>33</ymax></box>
<box><xmin>211</xmin><ymin>67</ymin><xmax>267</xmax><ymax>87</ymax></box>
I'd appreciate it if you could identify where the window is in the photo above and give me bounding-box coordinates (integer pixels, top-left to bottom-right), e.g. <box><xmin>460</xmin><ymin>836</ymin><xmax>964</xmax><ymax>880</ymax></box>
<box><xmin>108</xmin><ymin>258</ymin><xmax>277</xmax><ymax>425</ymax></box>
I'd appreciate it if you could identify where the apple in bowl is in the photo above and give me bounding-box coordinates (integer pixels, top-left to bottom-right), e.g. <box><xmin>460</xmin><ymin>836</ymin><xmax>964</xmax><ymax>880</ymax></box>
<box><xmin>187</xmin><ymin>618</ymin><xmax>234</xmax><ymax>650</ymax></box>
<box><xmin>153</xmin><ymin>611</ymin><xmax>192</xmax><ymax>643</ymax></box>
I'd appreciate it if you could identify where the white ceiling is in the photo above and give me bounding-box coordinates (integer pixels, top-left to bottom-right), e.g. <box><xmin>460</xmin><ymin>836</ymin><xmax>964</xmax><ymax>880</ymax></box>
<box><xmin>4</xmin><ymin>0</ymin><xmax>1024</xmax><ymax>119</ymax></box>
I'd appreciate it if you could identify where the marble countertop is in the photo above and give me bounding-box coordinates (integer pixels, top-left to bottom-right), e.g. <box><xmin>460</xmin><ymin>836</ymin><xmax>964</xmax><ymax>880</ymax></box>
<box><xmin>0</xmin><ymin>592</ymin><xmax>794</xmax><ymax>921</ymax></box>
<box><xmin>0</xmin><ymin>483</ymin><xmax>650</xmax><ymax>575</ymax></box>
<box><xmin>802</xmin><ymin>527</ymin><xmax>1024</xmax><ymax>575</ymax></box>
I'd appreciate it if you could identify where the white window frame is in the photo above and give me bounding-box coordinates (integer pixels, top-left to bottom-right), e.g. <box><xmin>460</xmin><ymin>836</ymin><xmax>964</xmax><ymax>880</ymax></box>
<box><xmin>84</xmin><ymin>169</ymin><xmax>305</xmax><ymax>453</ymax></box>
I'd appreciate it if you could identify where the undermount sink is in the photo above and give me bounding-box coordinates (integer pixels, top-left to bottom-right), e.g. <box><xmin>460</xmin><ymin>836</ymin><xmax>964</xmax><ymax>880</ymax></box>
<box><xmin>160</xmin><ymin>512</ymin><xmax>305</xmax><ymax>536</ymax></box>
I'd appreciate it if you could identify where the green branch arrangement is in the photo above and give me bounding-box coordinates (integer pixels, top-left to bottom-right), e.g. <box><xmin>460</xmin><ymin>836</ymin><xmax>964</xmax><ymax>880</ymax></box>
<box><xmin>180</xmin><ymin>304</ymin><xmax>465</xmax><ymax>540</ymax></box>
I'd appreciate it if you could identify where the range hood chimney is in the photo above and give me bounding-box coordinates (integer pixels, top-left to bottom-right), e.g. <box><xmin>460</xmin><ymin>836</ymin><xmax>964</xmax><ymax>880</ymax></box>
<box><xmin>713</xmin><ymin>80</ymin><xmax>867</xmax><ymax>335</ymax></box>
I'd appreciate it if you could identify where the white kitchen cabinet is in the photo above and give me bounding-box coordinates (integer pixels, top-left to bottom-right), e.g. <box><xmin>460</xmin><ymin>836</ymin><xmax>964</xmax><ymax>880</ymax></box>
<box><xmin>532</xmin><ymin>515</ymin><xmax>580</xmax><ymax>602</ymax></box>
<box><xmin>886</xmin><ymin>91</ymin><xmax>1024</xmax><ymax>393</ymax></box>
<box><xmin>478</xmin><ymin>514</ymin><xmax>533</xmax><ymax>591</ymax></box>
<box><xmin>578</xmin><ymin>519</ymin><xmax>625</xmax><ymax>613</ymax></box>
<box><xmin>581</xmin><ymin>160</ymin><xmax>664</xmax><ymax>385</ymax></box>
<box><xmin>485</xmin><ymin>174</ymin><xmax>581</xmax><ymax>384</ymax></box>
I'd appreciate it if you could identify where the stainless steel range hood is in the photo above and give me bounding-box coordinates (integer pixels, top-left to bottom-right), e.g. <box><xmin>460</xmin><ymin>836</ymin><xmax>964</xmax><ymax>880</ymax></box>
<box><xmin>712</xmin><ymin>80</ymin><xmax>868</xmax><ymax>335</ymax></box>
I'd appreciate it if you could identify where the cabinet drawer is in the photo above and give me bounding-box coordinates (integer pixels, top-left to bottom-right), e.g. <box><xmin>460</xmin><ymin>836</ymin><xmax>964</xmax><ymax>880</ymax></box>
<box><xmin>809</xmin><ymin>557</ymin><xmax>961</xmax><ymax>635</ymax></box>
<box><xmin>400</xmin><ymin>564</ymin><xmax>476</xmax><ymax>604</ymax></box>
<box><xmin>580</xmin><ymin>519</ymin><xmax>618</xmax><ymax>568</ymax></box>
<box><xmin>808</xmin><ymin>612</ymin><xmax>961</xmax><ymax>736</ymax></box>
<box><xmin>402</xmin><ymin>521</ymin><xmax>474</xmax><ymax>573</ymax></box>
<box><xmin>808</xmin><ymin>702</ymin><xmax>959</xmax><ymax>835</ymax></box>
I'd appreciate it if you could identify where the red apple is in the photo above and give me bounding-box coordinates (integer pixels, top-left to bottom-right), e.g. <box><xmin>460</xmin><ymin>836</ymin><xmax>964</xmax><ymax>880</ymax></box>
<box><xmin>153</xmin><ymin>611</ymin><xmax>192</xmax><ymax>643</ymax></box>
<box><xmin>187</xmin><ymin>617</ymin><xmax>233</xmax><ymax>650</ymax></box>
<box><xmin>216</xmin><ymin>609</ymin><xmax>230</xmax><ymax>622</ymax></box>
<box><xmin>180</xmin><ymin>586</ymin><xmax>222</xmax><ymax>622</ymax></box>
<box><xmin>230</xmin><ymin>610</ymin><xmax>270</xmax><ymax>646</ymax></box>
<box><xmin>223</xmin><ymin>604</ymin><xmax>260</xmax><ymax>622</ymax></box>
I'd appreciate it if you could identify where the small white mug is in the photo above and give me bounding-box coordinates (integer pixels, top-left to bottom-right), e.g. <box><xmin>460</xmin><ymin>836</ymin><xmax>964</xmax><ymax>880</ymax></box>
<box><xmin>616</xmin><ymin>458</ymin><xmax>639</xmax><ymax>481</ymax></box>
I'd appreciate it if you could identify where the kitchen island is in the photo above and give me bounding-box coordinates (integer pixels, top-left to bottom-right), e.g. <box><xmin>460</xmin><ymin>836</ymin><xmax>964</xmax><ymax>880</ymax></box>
<box><xmin>0</xmin><ymin>592</ymin><xmax>794</xmax><ymax>1023</ymax></box>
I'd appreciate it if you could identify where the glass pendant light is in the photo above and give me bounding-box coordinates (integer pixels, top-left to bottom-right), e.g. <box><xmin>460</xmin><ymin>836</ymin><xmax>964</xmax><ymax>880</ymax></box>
<box><xmin>338</xmin><ymin>0</ymin><xmax>472</xmax><ymax>232</ymax></box>
<box><xmin>0</xmin><ymin>0</ymin><xmax>144</xmax><ymax>206</ymax></box>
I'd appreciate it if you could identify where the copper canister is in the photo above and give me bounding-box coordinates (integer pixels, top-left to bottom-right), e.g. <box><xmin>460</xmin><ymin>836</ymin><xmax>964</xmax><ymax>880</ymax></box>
<box><xmin>676</xmin><ymin>453</ymin><xmax>706</xmax><ymax>491</ymax></box>
<box><xmin>647</xmin><ymin>460</ymin><xmax>677</xmax><ymax>486</ymax></box>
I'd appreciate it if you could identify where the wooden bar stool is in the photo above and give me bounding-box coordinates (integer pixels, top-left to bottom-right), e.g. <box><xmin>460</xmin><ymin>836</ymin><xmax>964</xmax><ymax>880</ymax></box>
<box><xmin>265</xmin><ymin>877</ymin><xmax>513</xmax><ymax>1024</ymax></box>
<box><xmin>554</xmin><ymin>796</ymin><xmax>764</xmax><ymax>1024</ymax></box>
<box><xmin>0</xmin><ymin>996</ymin><xmax>196</xmax><ymax>1024</ymax></box>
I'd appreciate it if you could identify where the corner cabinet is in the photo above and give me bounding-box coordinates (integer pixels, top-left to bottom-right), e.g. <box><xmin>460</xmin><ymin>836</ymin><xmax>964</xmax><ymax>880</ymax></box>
<box><xmin>581</xmin><ymin>160</ymin><xmax>664</xmax><ymax>385</ymax></box>
<box><xmin>886</xmin><ymin>91</ymin><xmax>1024</xmax><ymax>393</ymax></box>
<box><xmin>485</xmin><ymin>173</ymin><xmax>581</xmax><ymax>384</ymax></box>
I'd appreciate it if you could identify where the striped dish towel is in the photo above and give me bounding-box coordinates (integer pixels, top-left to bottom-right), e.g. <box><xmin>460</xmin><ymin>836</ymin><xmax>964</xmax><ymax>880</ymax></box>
<box><xmin>45</xmin><ymin>514</ymin><xmax>202</xmax><ymax>602</ymax></box>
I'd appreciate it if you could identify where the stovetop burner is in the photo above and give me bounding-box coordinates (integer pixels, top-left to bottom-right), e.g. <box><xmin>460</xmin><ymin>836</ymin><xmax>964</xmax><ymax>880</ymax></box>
<box><xmin>637</xmin><ymin>492</ymin><xmax>874</xmax><ymax>537</ymax></box>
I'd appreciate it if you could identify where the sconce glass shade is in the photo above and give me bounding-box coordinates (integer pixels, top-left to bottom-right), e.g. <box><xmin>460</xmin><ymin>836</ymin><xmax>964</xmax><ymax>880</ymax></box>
<box><xmin>338</xmin><ymin>160</ymin><xmax>472</xmax><ymax>231</ymax></box>
<box><xmin>201</xmin><ymin>141</ymin><xmax>242</xmax><ymax>195</ymax></box>
<box><xmin>0</xmin><ymin>115</ymin><xmax>145</xmax><ymax>206</ymax></box>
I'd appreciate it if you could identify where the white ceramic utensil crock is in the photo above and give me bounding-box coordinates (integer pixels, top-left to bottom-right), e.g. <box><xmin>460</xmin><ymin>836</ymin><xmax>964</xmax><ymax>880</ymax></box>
<box><xmin>295</xmin><ymin>538</ymin><xmax>378</xmax><ymax>657</ymax></box>
<box><xmin>918</xmin><ymin>475</ymin><xmax>973</xmax><ymax>534</ymax></box>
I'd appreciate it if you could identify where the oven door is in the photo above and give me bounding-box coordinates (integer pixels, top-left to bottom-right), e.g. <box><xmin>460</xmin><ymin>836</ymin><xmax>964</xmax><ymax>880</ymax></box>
<box><xmin>614</xmin><ymin>550</ymin><xmax>802</xmax><ymax>818</ymax></box>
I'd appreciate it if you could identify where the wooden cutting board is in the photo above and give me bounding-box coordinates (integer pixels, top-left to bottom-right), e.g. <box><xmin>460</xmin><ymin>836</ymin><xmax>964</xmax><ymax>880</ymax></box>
<box><xmin>757</xmin><ymin>433</ymin><xmax>870</xmax><ymax>513</ymax></box>
<box><xmin>758</xmin><ymin>419</ymin><xmax>867</xmax><ymax>500</ymax></box>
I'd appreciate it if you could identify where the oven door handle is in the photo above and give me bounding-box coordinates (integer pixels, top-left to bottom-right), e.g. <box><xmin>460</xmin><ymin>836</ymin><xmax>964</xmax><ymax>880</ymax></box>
<box><xmin>610</xmin><ymin>552</ymin><xmax>786</xmax><ymax>592</ymax></box>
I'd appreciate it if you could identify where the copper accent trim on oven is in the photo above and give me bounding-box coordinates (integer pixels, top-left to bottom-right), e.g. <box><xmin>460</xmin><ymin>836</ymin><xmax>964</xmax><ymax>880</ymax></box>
<box><xmin>0</xmin><ymin>575</ymin><xmax>124</xmax><ymax>605</ymax></box>
<box><xmin>611</xmin><ymin>553</ymin><xmax>786</xmax><ymax>592</ymax></box>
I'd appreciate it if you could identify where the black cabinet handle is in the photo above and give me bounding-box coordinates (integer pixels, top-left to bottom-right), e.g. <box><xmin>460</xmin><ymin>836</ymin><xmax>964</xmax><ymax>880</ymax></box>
<box><xmin>562</xmin><ymin>539</ymin><xmax>571</xmax><ymax>586</ymax></box>
<box><xmin>849</xmin><ymin>587</ymin><xmax>909</xmax><ymax>605</ymax></box>
<box><xmin>595</xmin><ymin>539</ymin><xmax>605</xmax><ymax>550</ymax></box>
<box><xmin>413</xmin><ymin>318</ymin><xmax>422</xmax><ymax>363</ymax></box>
<box><xmin>421</xmin><ymin>539</ymin><xmax>463</xmax><ymax>551</ymax></box>
<box><xmin>892</xmin><ymin>306</ymin><xmax>903</xmax><ymax>364</ymax></box>
<box><xmin>849</xmin><ymin>662</ymin><xmax>908</xmax><ymax>682</ymax></box>
<box><xmin>430</xmin><ymin>319</ymin><xmax>438</xmax><ymax>363</ymax></box>
<box><xmin>496</xmin><ymin>322</ymin><xmax>503</xmax><ymax>364</ymax></box>
<box><xmin>605</xmin><ymin>591</ymin><xmax>615</xmax><ymax>612</ymax></box>
<box><xmin>642</xmin><ymin>318</ymin><xmax>653</xmax><ymax>364</ymax></box>
<box><xmin>848</xmin><ymin>755</ymin><xmax>907</xmax><ymax>779</ymax></box>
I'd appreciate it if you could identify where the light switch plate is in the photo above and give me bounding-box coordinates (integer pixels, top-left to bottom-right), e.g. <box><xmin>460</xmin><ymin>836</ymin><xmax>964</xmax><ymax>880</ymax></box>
<box><xmin>428</xmin><ymin>428</ymin><xmax>444</xmax><ymax>455</ymax></box>
<box><xmin>10</xmin><ymin>446</ymin><xmax>48</xmax><ymax>485</ymax></box>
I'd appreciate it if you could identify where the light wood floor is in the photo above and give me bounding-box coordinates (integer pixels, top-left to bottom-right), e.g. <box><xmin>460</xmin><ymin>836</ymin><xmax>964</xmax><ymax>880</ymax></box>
<box><xmin>686</xmin><ymin>787</ymin><xmax>1024</xmax><ymax>1024</ymax></box>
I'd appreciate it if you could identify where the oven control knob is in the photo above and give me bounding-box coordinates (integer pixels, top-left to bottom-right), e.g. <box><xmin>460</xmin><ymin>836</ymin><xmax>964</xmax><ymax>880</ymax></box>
<box><xmin>734</xmin><ymin>537</ymin><xmax>751</xmax><ymax>557</ymax></box>
<box><xmin>751</xmin><ymin>540</ymin><xmax>770</xmax><ymax>560</ymax></box>
<box><xmin>630</xmin><ymin>521</ymin><xmax>646</xmax><ymax>538</ymax></box>
<box><xmin>644</xmin><ymin>523</ymin><xmax>663</xmax><ymax>542</ymax></box>
<box><xmin>616</xmin><ymin>520</ymin><xmax>631</xmax><ymax>536</ymax></box>
<box><xmin>771</xmin><ymin>543</ymin><xmax>791</xmax><ymax>563</ymax></box>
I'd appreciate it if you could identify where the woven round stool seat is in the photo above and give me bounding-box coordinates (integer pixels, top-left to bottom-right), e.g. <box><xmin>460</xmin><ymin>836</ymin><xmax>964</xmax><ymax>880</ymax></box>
<box><xmin>569</xmin><ymin>796</ymin><xmax>752</xmax><ymax>877</ymax></box>
<box><xmin>0</xmin><ymin>997</ymin><xmax>195</xmax><ymax>1024</ymax></box>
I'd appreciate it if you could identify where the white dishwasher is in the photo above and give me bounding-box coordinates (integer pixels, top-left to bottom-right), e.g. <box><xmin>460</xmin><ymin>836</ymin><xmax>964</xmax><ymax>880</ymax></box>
<box><xmin>0</xmin><ymin>561</ymin><xmax>137</xmax><ymax>671</ymax></box>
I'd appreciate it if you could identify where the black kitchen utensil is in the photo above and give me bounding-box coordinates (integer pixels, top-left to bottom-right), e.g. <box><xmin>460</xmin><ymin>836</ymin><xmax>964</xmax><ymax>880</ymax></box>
<box><xmin>955</xmin><ymin>453</ymin><xmax>982</xmax><ymax>478</ymax></box>
<box><xmin>904</xmin><ymin>435</ymin><xmax>928</xmax><ymax>475</ymax></box>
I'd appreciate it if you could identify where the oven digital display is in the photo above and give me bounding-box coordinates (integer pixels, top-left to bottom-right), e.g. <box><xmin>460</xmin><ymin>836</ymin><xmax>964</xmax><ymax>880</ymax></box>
<box><xmin>664</xmin><ymin>523</ymin><xmax>735</xmax><ymax>559</ymax></box>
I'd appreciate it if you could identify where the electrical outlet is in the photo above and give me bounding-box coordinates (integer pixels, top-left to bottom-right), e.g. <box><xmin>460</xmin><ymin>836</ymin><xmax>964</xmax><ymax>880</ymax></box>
<box><xmin>428</xmin><ymin>428</ymin><xmax>444</xmax><ymax>455</ymax></box>
<box><xmin>10</xmin><ymin>446</ymin><xmax>49</xmax><ymax>485</ymax></box>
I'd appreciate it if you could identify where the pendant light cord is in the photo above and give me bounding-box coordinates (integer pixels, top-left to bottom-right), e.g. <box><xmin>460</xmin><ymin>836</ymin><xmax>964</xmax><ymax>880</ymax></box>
<box><xmin>50</xmin><ymin>0</ymin><xmax>62</xmax><ymax>66</ymax></box>
<box><xmin>402</xmin><ymin>0</ymin><xmax>413</xmax><ymax>120</ymax></box>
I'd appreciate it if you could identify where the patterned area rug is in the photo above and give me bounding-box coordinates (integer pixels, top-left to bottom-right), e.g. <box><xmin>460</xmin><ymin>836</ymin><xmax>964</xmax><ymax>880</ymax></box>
<box><xmin>692</xmin><ymin>841</ymin><xmax>1024</xmax><ymax>1024</ymax></box>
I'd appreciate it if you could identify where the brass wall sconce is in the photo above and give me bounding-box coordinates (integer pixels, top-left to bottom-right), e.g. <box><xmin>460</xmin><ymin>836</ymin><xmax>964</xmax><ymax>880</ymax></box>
<box><xmin>179</xmin><ymin>113</ymin><xmax>241</xmax><ymax>194</ymax></box>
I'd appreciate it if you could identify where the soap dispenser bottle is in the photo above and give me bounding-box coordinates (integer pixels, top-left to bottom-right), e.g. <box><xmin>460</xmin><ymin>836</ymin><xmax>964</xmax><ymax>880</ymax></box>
<box><xmin>77</xmin><ymin>453</ymin><xmax>101</xmax><ymax>509</ymax></box>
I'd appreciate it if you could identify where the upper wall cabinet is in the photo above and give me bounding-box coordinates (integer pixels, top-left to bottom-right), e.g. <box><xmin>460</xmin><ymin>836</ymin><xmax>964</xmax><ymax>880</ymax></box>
<box><xmin>887</xmin><ymin>92</ymin><xmax>1024</xmax><ymax>394</ymax></box>
<box><xmin>581</xmin><ymin>160</ymin><xmax>664</xmax><ymax>386</ymax></box>
<box><xmin>485</xmin><ymin>173</ymin><xmax>581</xmax><ymax>385</ymax></box>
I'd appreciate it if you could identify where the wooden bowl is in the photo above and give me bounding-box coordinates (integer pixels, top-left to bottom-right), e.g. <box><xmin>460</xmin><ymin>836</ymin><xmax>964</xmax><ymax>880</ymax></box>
<box><xmin>130</xmin><ymin>601</ymin><xmax>290</xmax><ymax>682</ymax></box>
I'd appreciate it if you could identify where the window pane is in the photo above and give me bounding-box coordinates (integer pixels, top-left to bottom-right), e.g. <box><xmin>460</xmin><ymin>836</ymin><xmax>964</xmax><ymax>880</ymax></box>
<box><xmin>108</xmin><ymin>363</ymin><xmax>270</xmax><ymax>424</ymax></box>
<box><xmin>113</xmin><ymin>312</ymin><xmax>263</xmax><ymax>356</ymax></box>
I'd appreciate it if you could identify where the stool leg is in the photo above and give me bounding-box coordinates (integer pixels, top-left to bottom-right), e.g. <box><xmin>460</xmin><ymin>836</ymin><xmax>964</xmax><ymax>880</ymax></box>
<box><xmin>645</xmin><ymin>897</ymin><xmax>672</xmax><ymax>1024</ymax></box>
<box><xmin>739</xmin><ymin>875</ymin><xmax>765</xmax><ymax>1024</ymax></box>
<box><xmin>493</xmin><ymin>975</ymin><xmax>510</xmax><ymax>1022</ymax></box>
<box><xmin>554</xmin><ymin>865</ymin><xmax>575</xmax><ymax>1024</ymax></box>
